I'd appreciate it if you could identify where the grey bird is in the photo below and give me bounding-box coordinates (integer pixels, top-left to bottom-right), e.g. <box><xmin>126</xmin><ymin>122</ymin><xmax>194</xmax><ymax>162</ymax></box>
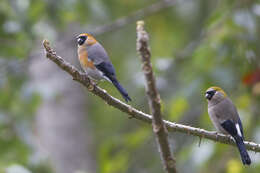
<box><xmin>205</xmin><ymin>86</ymin><xmax>251</xmax><ymax>165</ymax></box>
<box><xmin>76</xmin><ymin>33</ymin><xmax>131</xmax><ymax>102</ymax></box>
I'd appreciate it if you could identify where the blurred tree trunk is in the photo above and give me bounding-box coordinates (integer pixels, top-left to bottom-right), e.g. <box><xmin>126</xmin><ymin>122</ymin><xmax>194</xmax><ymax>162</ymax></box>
<box><xmin>29</xmin><ymin>32</ymin><xmax>96</xmax><ymax>173</ymax></box>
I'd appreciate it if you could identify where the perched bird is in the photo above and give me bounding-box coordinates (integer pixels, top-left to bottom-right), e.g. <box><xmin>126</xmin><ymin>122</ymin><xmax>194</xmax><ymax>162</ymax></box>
<box><xmin>76</xmin><ymin>33</ymin><xmax>131</xmax><ymax>102</ymax></box>
<box><xmin>205</xmin><ymin>86</ymin><xmax>251</xmax><ymax>165</ymax></box>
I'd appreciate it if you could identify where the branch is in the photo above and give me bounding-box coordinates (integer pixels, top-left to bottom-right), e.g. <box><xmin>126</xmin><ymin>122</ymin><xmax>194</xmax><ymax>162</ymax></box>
<box><xmin>136</xmin><ymin>21</ymin><xmax>177</xmax><ymax>173</ymax></box>
<box><xmin>42</xmin><ymin>0</ymin><xmax>177</xmax><ymax>61</ymax></box>
<box><xmin>42</xmin><ymin>40</ymin><xmax>260</xmax><ymax>154</ymax></box>
<box><xmin>92</xmin><ymin>0</ymin><xmax>176</xmax><ymax>35</ymax></box>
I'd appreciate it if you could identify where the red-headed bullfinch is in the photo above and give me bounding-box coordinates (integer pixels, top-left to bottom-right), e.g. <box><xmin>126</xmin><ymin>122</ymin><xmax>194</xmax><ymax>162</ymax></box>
<box><xmin>76</xmin><ymin>33</ymin><xmax>131</xmax><ymax>102</ymax></box>
<box><xmin>205</xmin><ymin>86</ymin><xmax>251</xmax><ymax>165</ymax></box>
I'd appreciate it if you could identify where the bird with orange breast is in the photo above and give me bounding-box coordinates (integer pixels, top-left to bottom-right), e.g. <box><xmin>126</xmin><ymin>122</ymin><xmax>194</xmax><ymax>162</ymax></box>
<box><xmin>76</xmin><ymin>33</ymin><xmax>131</xmax><ymax>102</ymax></box>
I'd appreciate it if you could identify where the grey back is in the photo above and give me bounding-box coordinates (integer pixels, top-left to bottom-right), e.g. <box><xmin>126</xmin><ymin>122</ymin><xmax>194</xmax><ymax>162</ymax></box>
<box><xmin>86</xmin><ymin>42</ymin><xmax>110</xmax><ymax>65</ymax></box>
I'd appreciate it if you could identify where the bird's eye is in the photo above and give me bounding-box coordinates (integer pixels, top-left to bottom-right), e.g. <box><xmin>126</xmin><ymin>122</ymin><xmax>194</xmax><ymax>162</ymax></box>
<box><xmin>77</xmin><ymin>36</ymin><xmax>87</xmax><ymax>45</ymax></box>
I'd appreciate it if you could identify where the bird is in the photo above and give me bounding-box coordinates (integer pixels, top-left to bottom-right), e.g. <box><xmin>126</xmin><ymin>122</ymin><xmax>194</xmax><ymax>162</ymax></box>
<box><xmin>76</xmin><ymin>33</ymin><xmax>131</xmax><ymax>102</ymax></box>
<box><xmin>205</xmin><ymin>86</ymin><xmax>251</xmax><ymax>165</ymax></box>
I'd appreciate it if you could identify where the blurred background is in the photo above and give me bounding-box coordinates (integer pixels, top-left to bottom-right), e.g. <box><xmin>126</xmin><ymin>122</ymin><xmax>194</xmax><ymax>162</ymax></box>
<box><xmin>1</xmin><ymin>0</ymin><xmax>260</xmax><ymax>172</ymax></box>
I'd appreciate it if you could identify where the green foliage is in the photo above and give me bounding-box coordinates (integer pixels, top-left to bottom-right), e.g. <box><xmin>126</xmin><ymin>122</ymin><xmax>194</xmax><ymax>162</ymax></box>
<box><xmin>1</xmin><ymin>0</ymin><xmax>260</xmax><ymax>172</ymax></box>
<box><xmin>168</xmin><ymin>97</ymin><xmax>189</xmax><ymax>121</ymax></box>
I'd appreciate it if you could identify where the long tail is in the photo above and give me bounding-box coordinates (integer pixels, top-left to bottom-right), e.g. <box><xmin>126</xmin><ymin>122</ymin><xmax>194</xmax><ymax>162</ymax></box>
<box><xmin>234</xmin><ymin>135</ymin><xmax>251</xmax><ymax>165</ymax></box>
<box><xmin>111</xmin><ymin>78</ymin><xmax>131</xmax><ymax>102</ymax></box>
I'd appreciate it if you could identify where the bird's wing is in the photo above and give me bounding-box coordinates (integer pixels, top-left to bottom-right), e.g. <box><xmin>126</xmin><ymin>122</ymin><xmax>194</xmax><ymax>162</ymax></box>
<box><xmin>215</xmin><ymin>111</ymin><xmax>244</xmax><ymax>139</ymax></box>
<box><xmin>87</xmin><ymin>42</ymin><xmax>110</xmax><ymax>65</ymax></box>
<box><xmin>238</xmin><ymin>118</ymin><xmax>244</xmax><ymax>139</ymax></box>
<box><xmin>95</xmin><ymin>61</ymin><xmax>116</xmax><ymax>81</ymax></box>
<box><xmin>214</xmin><ymin>98</ymin><xmax>241</xmax><ymax>123</ymax></box>
<box><xmin>210</xmin><ymin>98</ymin><xmax>244</xmax><ymax>137</ymax></box>
<box><xmin>220</xmin><ymin>119</ymin><xmax>238</xmax><ymax>136</ymax></box>
<box><xmin>222</xmin><ymin>98</ymin><xmax>244</xmax><ymax>138</ymax></box>
<box><xmin>220</xmin><ymin>113</ymin><xmax>250</xmax><ymax>165</ymax></box>
<box><xmin>95</xmin><ymin>61</ymin><xmax>131</xmax><ymax>102</ymax></box>
<box><xmin>86</xmin><ymin>42</ymin><xmax>117</xmax><ymax>81</ymax></box>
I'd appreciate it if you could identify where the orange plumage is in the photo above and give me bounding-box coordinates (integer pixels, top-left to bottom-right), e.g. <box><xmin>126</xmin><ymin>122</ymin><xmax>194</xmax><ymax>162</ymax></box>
<box><xmin>78</xmin><ymin>45</ymin><xmax>95</xmax><ymax>69</ymax></box>
<box><xmin>76</xmin><ymin>33</ymin><xmax>132</xmax><ymax>102</ymax></box>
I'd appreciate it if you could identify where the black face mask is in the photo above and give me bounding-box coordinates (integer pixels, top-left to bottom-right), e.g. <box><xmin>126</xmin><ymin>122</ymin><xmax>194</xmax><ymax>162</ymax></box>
<box><xmin>205</xmin><ymin>90</ymin><xmax>216</xmax><ymax>100</ymax></box>
<box><xmin>77</xmin><ymin>36</ymin><xmax>87</xmax><ymax>45</ymax></box>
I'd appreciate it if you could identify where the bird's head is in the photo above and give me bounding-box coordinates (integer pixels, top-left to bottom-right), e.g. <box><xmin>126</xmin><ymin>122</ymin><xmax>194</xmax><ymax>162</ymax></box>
<box><xmin>205</xmin><ymin>86</ymin><xmax>227</xmax><ymax>103</ymax></box>
<box><xmin>76</xmin><ymin>33</ymin><xmax>97</xmax><ymax>46</ymax></box>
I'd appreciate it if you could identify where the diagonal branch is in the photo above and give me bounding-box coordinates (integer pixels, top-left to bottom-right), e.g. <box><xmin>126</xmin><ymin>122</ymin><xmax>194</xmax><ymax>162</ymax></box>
<box><xmin>39</xmin><ymin>0</ymin><xmax>177</xmax><ymax>62</ymax></box>
<box><xmin>136</xmin><ymin>21</ymin><xmax>177</xmax><ymax>173</ymax></box>
<box><xmin>42</xmin><ymin>40</ymin><xmax>260</xmax><ymax>154</ymax></box>
<box><xmin>92</xmin><ymin>0</ymin><xmax>177</xmax><ymax>35</ymax></box>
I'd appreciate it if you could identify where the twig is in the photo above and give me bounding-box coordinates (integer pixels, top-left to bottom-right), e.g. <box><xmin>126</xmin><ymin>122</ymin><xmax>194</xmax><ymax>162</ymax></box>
<box><xmin>42</xmin><ymin>40</ymin><xmax>260</xmax><ymax>153</ymax></box>
<box><xmin>92</xmin><ymin>0</ymin><xmax>176</xmax><ymax>35</ymax></box>
<box><xmin>31</xmin><ymin>0</ymin><xmax>177</xmax><ymax>60</ymax></box>
<box><xmin>136</xmin><ymin>21</ymin><xmax>177</xmax><ymax>173</ymax></box>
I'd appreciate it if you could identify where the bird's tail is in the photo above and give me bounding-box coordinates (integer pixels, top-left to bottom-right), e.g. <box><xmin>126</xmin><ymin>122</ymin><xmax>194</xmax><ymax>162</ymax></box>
<box><xmin>111</xmin><ymin>78</ymin><xmax>131</xmax><ymax>102</ymax></box>
<box><xmin>234</xmin><ymin>135</ymin><xmax>251</xmax><ymax>165</ymax></box>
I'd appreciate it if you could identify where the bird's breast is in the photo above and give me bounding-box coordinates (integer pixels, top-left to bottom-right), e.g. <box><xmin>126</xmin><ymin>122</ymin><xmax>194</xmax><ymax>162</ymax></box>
<box><xmin>78</xmin><ymin>47</ymin><xmax>95</xmax><ymax>69</ymax></box>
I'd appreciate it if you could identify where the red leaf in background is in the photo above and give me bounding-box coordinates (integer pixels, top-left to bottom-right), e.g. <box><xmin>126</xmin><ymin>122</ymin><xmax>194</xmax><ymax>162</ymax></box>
<box><xmin>243</xmin><ymin>69</ymin><xmax>260</xmax><ymax>86</ymax></box>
